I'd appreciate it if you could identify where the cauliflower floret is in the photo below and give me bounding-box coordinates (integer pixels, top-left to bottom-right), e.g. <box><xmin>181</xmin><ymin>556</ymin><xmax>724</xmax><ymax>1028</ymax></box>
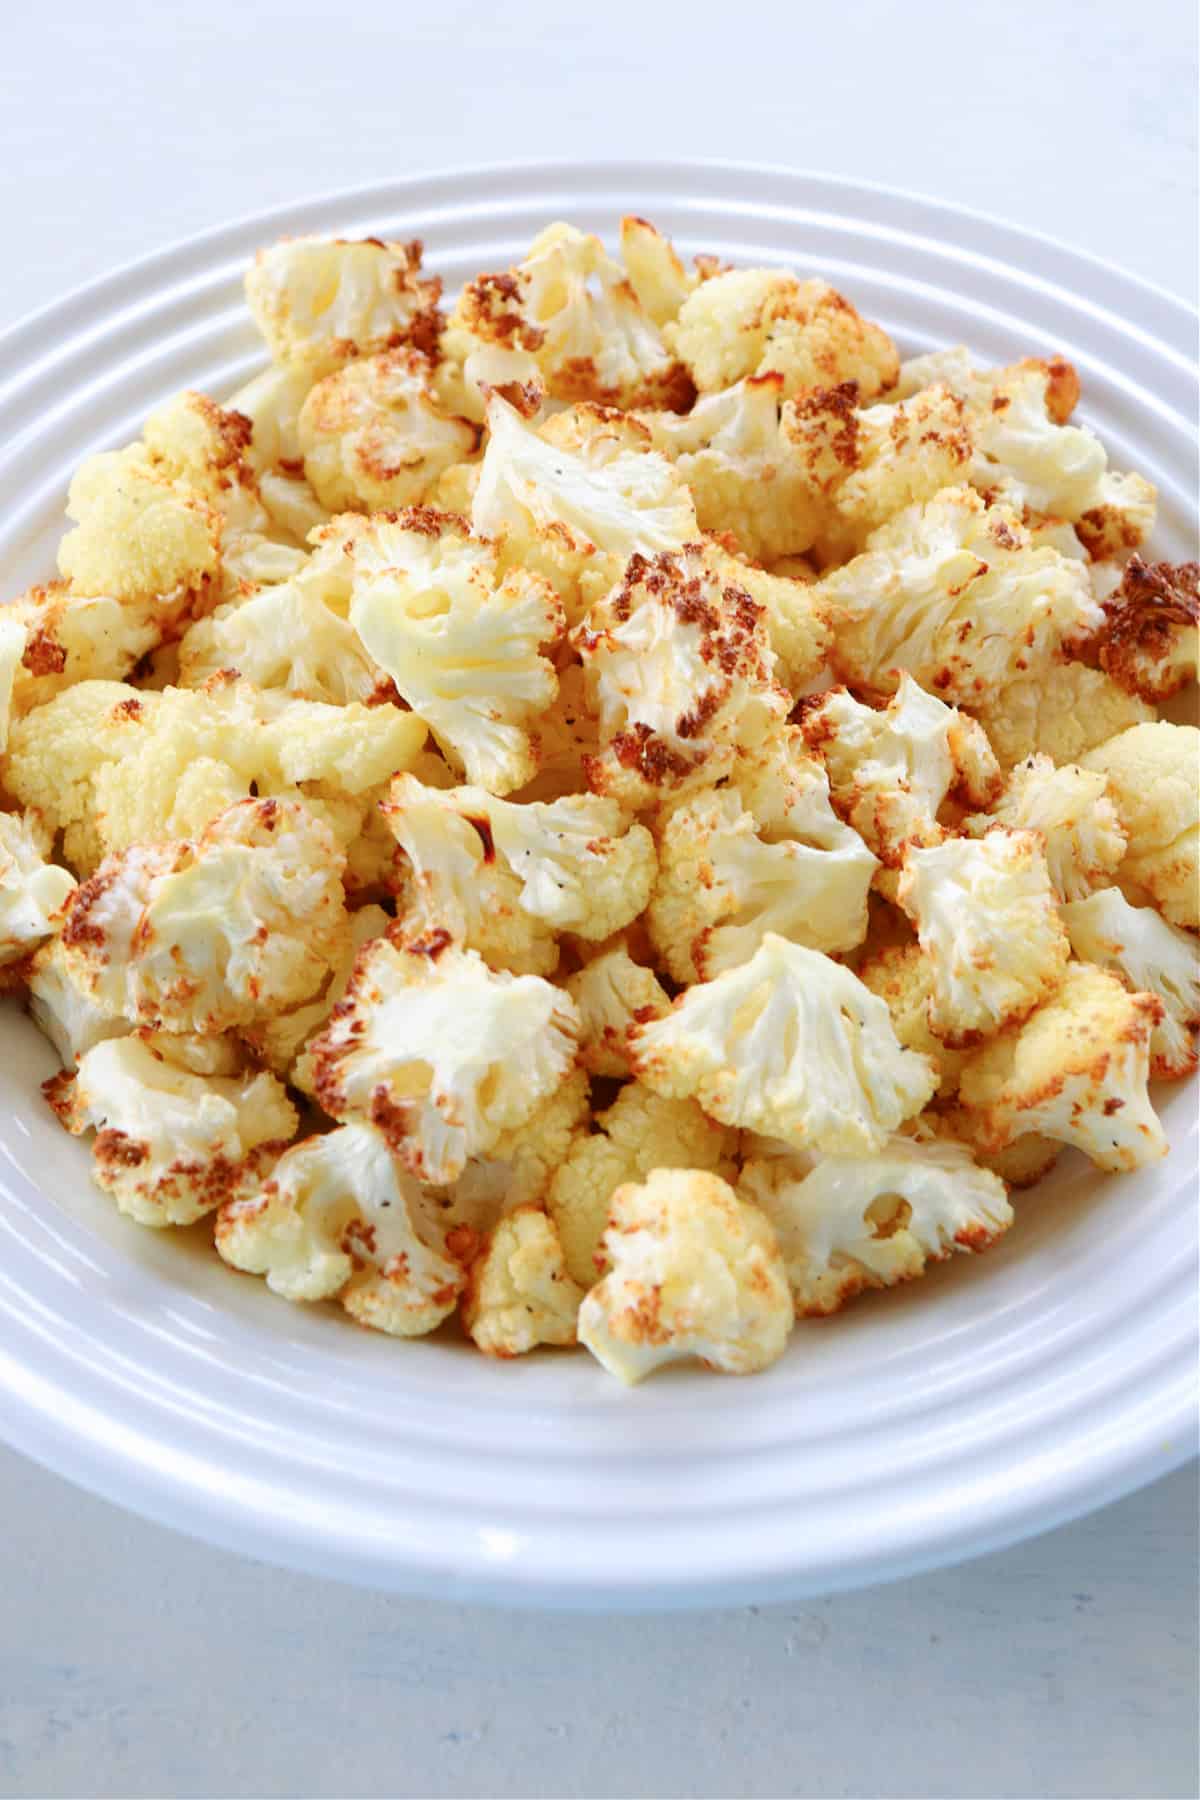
<box><xmin>858</xmin><ymin>943</ymin><xmax>967</xmax><ymax>1096</ymax></box>
<box><xmin>801</xmin><ymin>675</ymin><xmax>1001</xmax><ymax>868</ymax></box>
<box><xmin>668</xmin><ymin>267</ymin><xmax>898</xmax><ymax>400</ymax></box>
<box><xmin>245</xmin><ymin>235</ymin><xmax>442</xmax><ymax>376</ymax></box>
<box><xmin>631</xmin><ymin>934</ymin><xmax>937</xmax><ymax>1152</ymax></box>
<box><xmin>576</xmin><ymin>546</ymin><xmax>789</xmax><ymax>808</ymax></box>
<box><xmin>897</xmin><ymin>830</ymin><xmax>1069</xmax><ymax>1044</ymax></box>
<box><xmin>452</xmin><ymin>222</ymin><xmax>692</xmax><ymax>410</ymax></box>
<box><xmin>471</xmin><ymin>395</ymin><xmax>697</xmax><ymax>623</ymax></box>
<box><xmin>740</xmin><ymin>1134</ymin><xmax>1012</xmax><ymax>1316</ymax></box>
<box><xmin>1061</xmin><ymin>888</ymin><xmax>1200</xmax><ymax>1079</ymax></box>
<box><xmin>577</xmin><ymin>1168</ymin><xmax>793</xmax><ymax>1384</ymax></box>
<box><xmin>510</xmin><ymin>661</ymin><xmax>600</xmax><ymax>803</ymax></box>
<box><xmin>563</xmin><ymin>941</ymin><xmax>670</xmax><ymax>1076</ymax></box>
<box><xmin>2</xmin><ymin>680</ymin><xmax>155</xmax><ymax>871</ymax></box>
<box><xmin>215</xmin><ymin>1121</ymin><xmax>465</xmax><ymax>1335</ymax></box>
<box><xmin>306</xmin><ymin>931</ymin><xmax>580</xmax><ymax>1184</ymax></box>
<box><xmin>701</xmin><ymin>538</ymin><xmax>830</xmax><ymax>690</ymax></box>
<box><xmin>0</xmin><ymin>810</ymin><xmax>76</xmax><ymax>970</ymax></box>
<box><xmin>966</xmin><ymin>754</ymin><xmax>1126</xmax><ymax>902</ymax></box>
<box><xmin>3</xmin><ymin>584</ymin><xmax>162</xmax><ymax>720</ymax></box>
<box><xmin>244</xmin><ymin>903</ymin><xmax>389</xmax><ymax>1085</ymax></box>
<box><xmin>618</xmin><ymin>215</ymin><xmax>701</xmax><ymax>327</ymax></box>
<box><xmin>334</xmin><ymin>506</ymin><xmax>563</xmax><ymax>793</ymax></box>
<box><xmin>225</xmin><ymin>364</ymin><xmax>329</xmax><ymax>541</ymax></box>
<box><xmin>820</xmin><ymin>487</ymin><xmax>1103</xmax><ymax>706</ymax></box>
<box><xmin>0</xmin><ymin>609</ymin><xmax>28</xmax><ymax>748</ymax></box>
<box><xmin>297</xmin><ymin>349</ymin><xmax>480</xmax><ymax>512</ymax></box>
<box><xmin>26</xmin><ymin>933</ymin><xmax>132</xmax><ymax>1067</ymax></box>
<box><xmin>1081</xmin><ymin>722</ymin><xmax>1199</xmax><ymax>928</ymax></box>
<box><xmin>1086</xmin><ymin>557</ymin><xmax>1198</xmax><ymax>700</ymax></box>
<box><xmin>547</xmin><ymin>1083</ymin><xmax>735</xmax><ymax>1286</ymax></box>
<box><xmin>45</xmin><ymin>1034</ymin><xmax>296</xmax><ymax>1226</ymax></box>
<box><xmin>56</xmin><ymin>446</ymin><xmax>221</xmax><ymax>609</ymax></box>
<box><xmin>385</xmin><ymin>775</ymin><xmax>655</xmax><ymax>972</ymax></box>
<box><xmin>957</xmin><ymin>962</ymin><xmax>1167</xmax><ymax>1172</ymax></box>
<box><xmin>927</xmin><ymin>1102</ymin><xmax>1060</xmax><ymax>1189</ymax></box>
<box><xmin>462</xmin><ymin>1206</ymin><xmax>584</xmax><ymax>1357</ymax></box>
<box><xmin>974</xmin><ymin>659</ymin><xmax>1154</xmax><ymax>770</ymax></box>
<box><xmin>59</xmin><ymin>797</ymin><xmax>348</xmax><ymax>1033</ymax></box>
<box><xmin>647</xmin><ymin>782</ymin><xmax>876</xmax><ymax>981</ymax></box>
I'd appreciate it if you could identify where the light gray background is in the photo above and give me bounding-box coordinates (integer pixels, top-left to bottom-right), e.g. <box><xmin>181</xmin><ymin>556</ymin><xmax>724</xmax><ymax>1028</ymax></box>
<box><xmin>1</xmin><ymin>2</ymin><xmax>1197</xmax><ymax>1796</ymax></box>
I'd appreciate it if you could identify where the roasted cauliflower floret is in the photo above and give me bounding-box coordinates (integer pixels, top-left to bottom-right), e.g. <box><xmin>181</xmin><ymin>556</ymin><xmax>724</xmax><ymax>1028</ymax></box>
<box><xmin>462</xmin><ymin>1206</ymin><xmax>584</xmax><ymax>1357</ymax></box>
<box><xmin>576</xmin><ymin>546</ymin><xmax>788</xmax><ymax>807</ymax></box>
<box><xmin>974</xmin><ymin>660</ymin><xmax>1153</xmax><ymax>771</ymax></box>
<box><xmin>630</xmin><ymin>934</ymin><xmax>937</xmax><ymax>1152</ymax></box>
<box><xmin>858</xmin><ymin>943</ymin><xmax>967</xmax><ymax>1096</ymax></box>
<box><xmin>820</xmin><ymin>487</ymin><xmax>1103</xmax><ymax>705</ymax></box>
<box><xmin>2</xmin><ymin>679</ymin><xmax>154</xmax><ymax>871</ymax></box>
<box><xmin>306</xmin><ymin>932</ymin><xmax>580</xmax><ymax>1184</ymax></box>
<box><xmin>45</xmin><ymin>1034</ymin><xmax>296</xmax><ymax>1226</ymax></box>
<box><xmin>384</xmin><ymin>776</ymin><xmax>656</xmax><ymax>975</ymax></box>
<box><xmin>245</xmin><ymin>235</ymin><xmax>442</xmax><ymax>376</ymax></box>
<box><xmin>26</xmin><ymin>933</ymin><xmax>131</xmax><ymax>1067</ymax></box>
<box><xmin>897</xmin><ymin>830</ymin><xmax>1069</xmax><ymax>1045</ymax></box>
<box><xmin>618</xmin><ymin>215</ymin><xmax>702</xmax><ymax>327</ymax></box>
<box><xmin>244</xmin><ymin>903</ymin><xmax>389</xmax><ymax>1087</ymax></box>
<box><xmin>58</xmin><ymin>798</ymin><xmax>348</xmax><ymax>1033</ymax></box>
<box><xmin>801</xmin><ymin>675</ymin><xmax>1001</xmax><ymax>868</ymax></box>
<box><xmin>56</xmin><ymin>446</ymin><xmax>221</xmax><ymax>609</ymax></box>
<box><xmin>668</xmin><ymin>267</ymin><xmax>897</xmax><ymax>400</ymax></box>
<box><xmin>452</xmin><ymin>222</ymin><xmax>692</xmax><ymax>410</ymax></box>
<box><xmin>701</xmin><ymin>538</ymin><xmax>830</xmax><ymax>690</ymax></box>
<box><xmin>546</xmin><ymin>1083</ymin><xmax>735</xmax><ymax>1287</ymax></box>
<box><xmin>740</xmin><ymin>1134</ymin><xmax>1012</xmax><ymax>1316</ymax></box>
<box><xmin>927</xmin><ymin>1102</ymin><xmax>1061</xmax><ymax>1189</ymax></box>
<box><xmin>563</xmin><ymin>941</ymin><xmax>671</xmax><ymax>1077</ymax></box>
<box><xmin>647</xmin><ymin>781</ymin><xmax>876</xmax><ymax>981</ymax></box>
<box><xmin>1061</xmin><ymin>888</ymin><xmax>1200</xmax><ymax>1079</ymax></box>
<box><xmin>1087</xmin><ymin>556</ymin><xmax>1198</xmax><ymax>700</ymax></box>
<box><xmin>577</xmin><ymin>1168</ymin><xmax>793</xmax><ymax>1384</ymax></box>
<box><xmin>1081</xmin><ymin>723</ymin><xmax>1199</xmax><ymax>929</ymax></box>
<box><xmin>3</xmin><ymin>584</ymin><xmax>162</xmax><ymax>720</ymax></box>
<box><xmin>216</xmin><ymin>1121</ymin><xmax>466</xmax><ymax>1334</ymax></box>
<box><xmin>296</xmin><ymin>348</ymin><xmax>480</xmax><ymax>512</ymax></box>
<box><xmin>966</xmin><ymin>754</ymin><xmax>1126</xmax><ymax>902</ymax></box>
<box><xmin>334</xmin><ymin>506</ymin><xmax>563</xmax><ymax>793</ymax></box>
<box><xmin>957</xmin><ymin>962</ymin><xmax>1167</xmax><ymax>1172</ymax></box>
<box><xmin>0</xmin><ymin>810</ymin><xmax>76</xmax><ymax>971</ymax></box>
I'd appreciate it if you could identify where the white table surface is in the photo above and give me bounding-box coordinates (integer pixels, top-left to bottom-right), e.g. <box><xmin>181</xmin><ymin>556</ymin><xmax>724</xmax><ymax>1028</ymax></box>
<box><xmin>1</xmin><ymin>3</ymin><xmax>1196</xmax><ymax>1796</ymax></box>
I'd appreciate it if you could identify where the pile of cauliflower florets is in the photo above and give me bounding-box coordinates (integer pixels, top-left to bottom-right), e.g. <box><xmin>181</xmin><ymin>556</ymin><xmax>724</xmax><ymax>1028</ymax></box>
<box><xmin>1</xmin><ymin>219</ymin><xmax>1196</xmax><ymax>1384</ymax></box>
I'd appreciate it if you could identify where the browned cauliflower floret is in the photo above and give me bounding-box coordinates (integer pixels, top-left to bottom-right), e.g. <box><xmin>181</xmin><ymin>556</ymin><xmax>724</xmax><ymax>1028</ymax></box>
<box><xmin>2</xmin><ymin>584</ymin><xmax>162</xmax><ymax>722</ymax></box>
<box><xmin>0</xmin><ymin>809</ymin><xmax>76</xmax><ymax>976</ymax></box>
<box><xmin>56</xmin><ymin>447</ymin><xmax>221</xmax><ymax>612</ymax></box>
<box><xmin>957</xmin><ymin>963</ymin><xmax>1167</xmax><ymax>1172</ymax></box>
<box><xmin>58</xmin><ymin>797</ymin><xmax>348</xmax><ymax>1033</ymax></box>
<box><xmin>1085</xmin><ymin>557</ymin><xmax>1198</xmax><ymax>700</ymax></box>
<box><xmin>462</xmin><ymin>1206</ymin><xmax>584</xmax><ymax>1358</ymax></box>
<box><xmin>1061</xmin><ymin>888</ymin><xmax>1200</xmax><ymax>1079</ymax></box>
<box><xmin>562</xmin><ymin>940</ymin><xmax>671</xmax><ymax>1077</ymax></box>
<box><xmin>45</xmin><ymin>1033</ymin><xmax>297</xmax><ymax>1226</ymax></box>
<box><xmin>297</xmin><ymin>349</ymin><xmax>480</xmax><ymax>512</ymax></box>
<box><xmin>858</xmin><ymin>943</ymin><xmax>967</xmax><ymax>1096</ymax></box>
<box><xmin>965</xmin><ymin>753</ymin><xmax>1126</xmax><ymax>902</ymax></box>
<box><xmin>1081</xmin><ymin>723</ymin><xmax>1199</xmax><ymax>928</ymax></box>
<box><xmin>245</xmin><ymin>235</ymin><xmax>442</xmax><ymax>376</ymax></box>
<box><xmin>973</xmin><ymin>660</ymin><xmax>1153</xmax><ymax>771</ymax></box>
<box><xmin>577</xmin><ymin>1168</ymin><xmax>793</xmax><ymax>1384</ymax></box>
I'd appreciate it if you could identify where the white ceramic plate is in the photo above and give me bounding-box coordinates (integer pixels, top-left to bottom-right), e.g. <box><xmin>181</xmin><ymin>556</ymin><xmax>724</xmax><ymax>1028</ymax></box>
<box><xmin>0</xmin><ymin>162</ymin><xmax>1196</xmax><ymax>1609</ymax></box>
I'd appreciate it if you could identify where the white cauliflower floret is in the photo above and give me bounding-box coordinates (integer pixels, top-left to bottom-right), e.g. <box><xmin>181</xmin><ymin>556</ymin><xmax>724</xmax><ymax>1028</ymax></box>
<box><xmin>225</xmin><ymin>364</ymin><xmax>328</xmax><ymax>541</ymax></box>
<box><xmin>547</xmin><ymin>1083</ymin><xmax>735</xmax><ymax>1287</ymax></box>
<box><xmin>576</xmin><ymin>546</ymin><xmax>788</xmax><ymax>807</ymax></box>
<box><xmin>306</xmin><ymin>932</ymin><xmax>580</xmax><ymax>1184</ymax></box>
<box><xmin>59</xmin><ymin>797</ymin><xmax>348</xmax><ymax>1033</ymax></box>
<box><xmin>297</xmin><ymin>349</ymin><xmax>480</xmax><ymax>512</ymax></box>
<box><xmin>384</xmin><ymin>776</ymin><xmax>656</xmax><ymax>974</ymax></box>
<box><xmin>2</xmin><ymin>680</ymin><xmax>154</xmax><ymax>872</ymax></box>
<box><xmin>1081</xmin><ymin>723</ymin><xmax>1199</xmax><ymax>929</ymax></box>
<box><xmin>820</xmin><ymin>486</ymin><xmax>1103</xmax><ymax>706</ymax></box>
<box><xmin>701</xmin><ymin>537</ymin><xmax>830</xmax><ymax>690</ymax></box>
<box><xmin>471</xmin><ymin>395</ymin><xmax>697</xmax><ymax>622</ymax></box>
<box><xmin>618</xmin><ymin>215</ymin><xmax>702</xmax><ymax>326</ymax></box>
<box><xmin>0</xmin><ymin>810</ymin><xmax>76</xmax><ymax>971</ymax></box>
<box><xmin>245</xmin><ymin>235</ymin><xmax>442</xmax><ymax>376</ymax></box>
<box><xmin>0</xmin><ymin>609</ymin><xmax>28</xmax><ymax>748</ymax></box>
<box><xmin>215</xmin><ymin>1122</ymin><xmax>466</xmax><ymax>1335</ymax></box>
<box><xmin>957</xmin><ymin>962</ymin><xmax>1167</xmax><ymax>1172</ymax></box>
<box><xmin>630</xmin><ymin>934</ymin><xmax>937</xmax><ymax>1152</ymax></box>
<box><xmin>647</xmin><ymin>781</ymin><xmax>876</xmax><ymax>981</ymax></box>
<box><xmin>974</xmin><ymin>660</ymin><xmax>1153</xmax><ymax>771</ymax></box>
<box><xmin>56</xmin><ymin>446</ymin><xmax>221</xmax><ymax>608</ymax></box>
<box><xmin>563</xmin><ymin>942</ymin><xmax>670</xmax><ymax>1076</ymax></box>
<box><xmin>668</xmin><ymin>267</ymin><xmax>897</xmax><ymax>400</ymax></box>
<box><xmin>334</xmin><ymin>506</ymin><xmax>563</xmax><ymax>794</ymax></box>
<box><xmin>45</xmin><ymin>1034</ymin><xmax>296</xmax><ymax>1226</ymax></box>
<box><xmin>244</xmin><ymin>903</ymin><xmax>389</xmax><ymax>1086</ymax></box>
<box><xmin>1087</xmin><ymin>556</ymin><xmax>1198</xmax><ymax>700</ymax></box>
<box><xmin>1061</xmin><ymin>888</ymin><xmax>1200</xmax><ymax>1079</ymax></box>
<box><xmin>740</xmin><ymin>1133</ymin><xmax>1012</xmax><ymax>1316</ymax></box>
<box><xmin>897</xmin><ymin>830</ymin><xmax>1069</xmax><ymax>1044</ymax></box>
<box><xmin>26</xmin><ymin>933</ymin><xmax>132</xmax><ymax>1067</ymax></box>
<box><xmin>452</xmin><ymin>222</ymin><xmax>692</xmax><ymax>410</ymax></box>
<box><xmin>577</xmin><ymin>1168</ymin><xmax>793</xmax><ymax>1384</ymax></box>
<box><xmin>858</xmin><ymin>942</ymin><xmax>966</xmax><ymax>1095</ymax></box>
<box><xmin>4</xmin><ymin>584</ymin><xmax>162</xmax><ymax>719</ymax></box>
<box><xmin>801</xmin><ymin>675</ymin><xmax>1001</xmax><ymax>868</ymax></box>
<box><xmin>462</xmin><ymin>1206</ymin><xmax>584</xmax><ymax>1357</ymax></box>
<box><xmin>966</xmin><ymin>754</ymin><xmax>1126</xmax><ymax>902</ymax></box>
